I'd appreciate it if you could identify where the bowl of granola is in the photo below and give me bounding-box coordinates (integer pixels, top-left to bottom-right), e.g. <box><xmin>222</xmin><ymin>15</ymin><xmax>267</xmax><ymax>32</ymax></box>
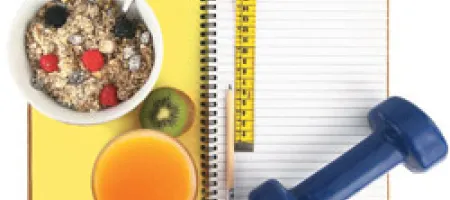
<box><xmin>9</xmin><ymin>0</ymin><xmax>163</xmax><ymax>125</ymax></box>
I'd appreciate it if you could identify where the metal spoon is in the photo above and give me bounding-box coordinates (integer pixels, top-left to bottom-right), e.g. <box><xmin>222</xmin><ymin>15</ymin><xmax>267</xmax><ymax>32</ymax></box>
<box><xmin>121</xmin><ymin>0</ymin><xmax>135</xmax><ymax>13</ymax></box>
<box><xmin>114</xmin><ymin>0</ymin><xmax>137</xmax><ymax>39</ymax></box>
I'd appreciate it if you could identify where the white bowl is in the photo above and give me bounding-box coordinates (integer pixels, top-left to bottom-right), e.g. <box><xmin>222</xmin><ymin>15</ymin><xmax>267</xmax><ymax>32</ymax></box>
<box><xmin>8</xmin><ymin>0</ymin><xmax>163</xmax><ymax>125</ymax></box>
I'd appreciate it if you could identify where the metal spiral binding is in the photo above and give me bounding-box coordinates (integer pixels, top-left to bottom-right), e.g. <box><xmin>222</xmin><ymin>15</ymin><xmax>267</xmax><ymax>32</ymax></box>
<box><xmin>200</xmin><ymin>0</ymin><xmax>218</xmax><ymax>199</ymax></box>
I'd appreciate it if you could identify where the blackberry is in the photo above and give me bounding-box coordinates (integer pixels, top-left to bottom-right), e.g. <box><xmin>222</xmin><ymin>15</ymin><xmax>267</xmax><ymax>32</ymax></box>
<box><xmin>113</xmin><ymin>15</ymin><xmax>136</xmax><ymax>39</ymax></box>
<box><xmin>44</xmin><ymin>5</ymin><xmax>69</xmax><ymax>28</ymax></box>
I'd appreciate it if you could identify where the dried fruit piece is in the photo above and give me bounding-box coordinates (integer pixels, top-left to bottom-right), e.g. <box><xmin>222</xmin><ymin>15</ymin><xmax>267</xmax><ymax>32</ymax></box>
<box><xmin>68</xmin><ymin>70</ymin><xmax>87</xmax><ymax>85</ymax></box>
<box><xmin>123</xmin><ymin>46</ymin><xmax>135</xmax><ymax>59</ymax></box>
<box><xmin>68</xmin><ymin>34</ymin><xmax>84</xmax><ymax>46</ymax></box>
<box><xmin>128</xmin><ymin>55</ymin><xmax>141</xmax><ymax>72</ymax></box>
<box><xmin>40</xmin><ymin>54</ymin><xmax>59</xmax><ymax>72</ymax></box>
<box><xmin>140</xmin><ymin>31</ymin><xmax>151</xmax><ymax>44</ymax></box>
<box><xmin>99</xmin><ymin>84</ymin><xmax>119</xmax><ymax>107</ymax></box>
<box><xmin>82</xmin><ymin>50</ymin><xmax>105</xmax><ymax>72</ymax></box>
<box><xmin>99</xmin><ymin>40</ymin><xmax>116</xmax><ymax>54</ymax></box>
<box><xmin>44</xmin><ymin>5</ymin><xmax>69</xmax><ymax>28</ymax></box>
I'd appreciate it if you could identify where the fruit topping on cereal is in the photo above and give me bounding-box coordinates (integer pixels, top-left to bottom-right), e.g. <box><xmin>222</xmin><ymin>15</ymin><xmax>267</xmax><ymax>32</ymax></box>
<box><xmin>123</xmin><ymin>46</ymin><xmax>136</xmax><ymax>59</ymax></box>
<box><xmin>99</xmin><ymin>40</ymin><xmax>116</xmax><ymax>54</ymax></box>
<box><xmin>44</xmin><ymin>5</ymin><xmax>69</xmax><ymax>28</ymax></box>
<box><xmin>100</xmin><ymin>84</ymin><xmax>119</xmax><ymax>107</ymax></box>
<box><xmin>40</xmin><ymin>54</ymin><xmax>59</xmax><ymax>73</ymax></box>
<box><xmin>141</xmin><ymin>32</ymin><xmax>151</xmax><ymax>44</ymax></box>
<box><xmin>82</xmin><ymin>50</ymin><xmax>105</xmax><ymax>72</ymax></box>
<box><xmin>68</xmin><ymin>69</ymin><xmax>87</xmax><ymax>85</ymax></box>
<box><xmin>114</xmin><ymin>15</ymin><xmax>137</xmax><ymax>39</ymax></box>
<box><xmin>128</xmin><ymin>55</ymin><xmax>142</xmax><ymax>72</ymax></box>
<box><xmin>68</xmin><ymin>34</ymin><xmax>84</xmax><ymax>46</ymax></box>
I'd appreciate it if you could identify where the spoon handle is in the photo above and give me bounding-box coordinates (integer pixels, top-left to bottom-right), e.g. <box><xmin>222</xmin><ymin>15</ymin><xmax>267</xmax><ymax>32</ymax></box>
<box><xmin>122</xmin><ymin>0</ymin><xmax>136</xmax><ymax>13</ymax></box>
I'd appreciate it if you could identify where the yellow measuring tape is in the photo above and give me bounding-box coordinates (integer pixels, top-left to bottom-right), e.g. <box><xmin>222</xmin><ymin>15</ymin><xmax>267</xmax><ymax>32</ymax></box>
<box><xmin>234</xmin><ymin>0</ymin><xmax>256</xmax><ymax>152</ymax></box>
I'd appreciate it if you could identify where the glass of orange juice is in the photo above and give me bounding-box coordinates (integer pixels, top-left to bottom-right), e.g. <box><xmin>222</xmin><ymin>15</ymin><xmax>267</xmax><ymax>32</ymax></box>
<box><xmin>92</xmin><ymin>130</ymin><xmax>197</xmax><ymax>200</ymax></box>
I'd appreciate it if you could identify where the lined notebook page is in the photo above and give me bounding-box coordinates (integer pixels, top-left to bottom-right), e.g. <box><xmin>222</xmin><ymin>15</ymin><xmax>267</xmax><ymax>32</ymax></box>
<box><xmin>210</xmin><ymin>0</ymin><xmax>388</xmax><ymax>199</ymax></box>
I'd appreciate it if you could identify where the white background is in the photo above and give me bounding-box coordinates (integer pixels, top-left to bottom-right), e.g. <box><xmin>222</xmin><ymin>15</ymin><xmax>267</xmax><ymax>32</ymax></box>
<box><xmin>0</xmin><ymin>0</ymin><xmax>449</xmax><ymax>199</ymax></box>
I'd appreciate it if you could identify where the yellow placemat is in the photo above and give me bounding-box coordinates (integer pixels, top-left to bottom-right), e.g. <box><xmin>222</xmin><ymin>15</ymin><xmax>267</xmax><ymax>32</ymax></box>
<box><xmin>30</xmin><ymin>0</ymin><xmax>204</xmax><ymax>199</ymax></box>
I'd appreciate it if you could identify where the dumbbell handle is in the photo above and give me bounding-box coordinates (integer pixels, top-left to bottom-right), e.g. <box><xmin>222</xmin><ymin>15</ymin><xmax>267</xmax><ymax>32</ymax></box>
<box><xmin>290</xmin><ymin>130</ymin><xmax>404</xmax><ymax>200</ymax></box>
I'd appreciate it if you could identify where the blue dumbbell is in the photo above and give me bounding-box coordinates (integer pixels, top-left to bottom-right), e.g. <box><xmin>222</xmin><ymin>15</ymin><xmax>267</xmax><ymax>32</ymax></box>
<box><xmin>250</xmin><ymin>97</ymin><xmax>448</xmax><ymax>200</ymax></box>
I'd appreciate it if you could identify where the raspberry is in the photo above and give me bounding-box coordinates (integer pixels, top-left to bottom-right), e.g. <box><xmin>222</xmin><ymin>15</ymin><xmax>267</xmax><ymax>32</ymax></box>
<box><xmin>82</xmin><ymin>50</ymin><xmax>105</xmax><ymax>72</ymax></box>
<box><xmin>100</xmin><ymin>84</ymin><xmax>119</xmax><ymax>107</ymax></box>
<box><xmin>39</xmin><ymin>54</ymin><xmax>59</xmax><ymax>72</ymax></box>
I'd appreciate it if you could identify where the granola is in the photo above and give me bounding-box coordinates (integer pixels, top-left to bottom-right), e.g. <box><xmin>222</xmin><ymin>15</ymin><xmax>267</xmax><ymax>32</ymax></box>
<box><xmin>26</xmin><ymin>0</ymin><xmax>154</xmax><ymax>112</ymax></box>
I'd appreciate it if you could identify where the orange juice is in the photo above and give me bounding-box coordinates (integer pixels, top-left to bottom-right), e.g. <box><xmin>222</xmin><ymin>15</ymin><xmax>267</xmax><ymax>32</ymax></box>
<box><xmin>92</xmin><ymin>130</ymin><xmax>197</xmax><ymax>200</ymax></box>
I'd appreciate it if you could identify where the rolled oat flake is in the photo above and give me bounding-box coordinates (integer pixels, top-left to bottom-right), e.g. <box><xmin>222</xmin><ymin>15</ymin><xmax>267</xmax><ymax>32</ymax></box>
<box><xmin>128</xmin><ymin>55</ymin><xmax>141</xmax><ymax>72</ymax></box>
<box><xmin>68</xmin><ymin>34</ymin><xmax>84</xmax><ymax>46</ymax></box>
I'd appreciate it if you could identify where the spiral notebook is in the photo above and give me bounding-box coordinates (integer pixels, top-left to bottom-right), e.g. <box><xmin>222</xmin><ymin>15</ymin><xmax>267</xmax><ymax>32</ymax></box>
<box><xmin>200</xmin><ymin>0</ymin><xmax>389</xmax><ymax>200</ymax></box>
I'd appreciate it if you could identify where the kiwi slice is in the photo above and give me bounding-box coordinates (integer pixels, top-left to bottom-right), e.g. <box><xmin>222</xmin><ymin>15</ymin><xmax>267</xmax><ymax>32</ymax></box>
<box><xmin>140</xmin><ymin>87</ymin><xmax>195</xmax><ymax>137</ymax></box>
